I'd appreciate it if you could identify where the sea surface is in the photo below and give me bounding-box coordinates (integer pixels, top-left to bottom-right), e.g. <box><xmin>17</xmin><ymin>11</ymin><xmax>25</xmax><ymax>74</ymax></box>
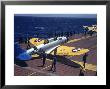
<box><xmin>14</xmin><ymin>16</ymin><xmax>97</xmax><ymax>42</ymax></box>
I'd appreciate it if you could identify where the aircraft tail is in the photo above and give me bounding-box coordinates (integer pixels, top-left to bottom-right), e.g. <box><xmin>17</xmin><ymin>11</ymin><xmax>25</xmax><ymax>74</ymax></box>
<box><xmin>14</xmin><ymin>43</ymin><xmax>32</xmax><ymax>60</ymax></box>
<box><xmin>17</xmin><ymin>52</ymin><xmax>32</xmax><ymax>60</ymax></box>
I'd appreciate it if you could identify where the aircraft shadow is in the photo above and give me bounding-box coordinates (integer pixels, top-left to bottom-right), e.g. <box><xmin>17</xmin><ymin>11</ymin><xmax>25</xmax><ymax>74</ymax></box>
<box><xmin>14</xmin><ymin>54</ymin><xmax>81</xmax><ymax>68</ymax></box>
<box><xmin>14</xmin><ymin>58</ymin><xmax>28</xmax><ymax>67</ymax></box>
<box><xmin>33</xmin><ymin>54</ymin><xmax>81</xmax><ymax>68</ymax></box>
<box><xmin>56</xmin><ymin>55</ymin><xmax>81</xmax><ymax>68</ymax></box>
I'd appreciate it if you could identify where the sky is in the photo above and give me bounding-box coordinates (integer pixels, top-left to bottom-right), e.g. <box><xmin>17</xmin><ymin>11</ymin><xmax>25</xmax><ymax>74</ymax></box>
<box><xmin>15</xmin><ymin>14</ymin><xmax>97</xmax><ymax>18</ymax></box>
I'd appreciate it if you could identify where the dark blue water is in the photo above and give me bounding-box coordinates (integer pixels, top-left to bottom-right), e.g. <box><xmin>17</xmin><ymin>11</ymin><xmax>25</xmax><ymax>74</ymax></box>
<box><xmin>14</xmin><ymin>16</ymin><xmax>97</xmax><ymax>42</ymax></box>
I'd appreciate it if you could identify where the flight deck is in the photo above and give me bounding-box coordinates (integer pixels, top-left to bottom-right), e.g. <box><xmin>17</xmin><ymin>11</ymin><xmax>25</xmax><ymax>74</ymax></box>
<box><xmin>14</xmin><ymin>34</ymin><xmax>97</xmax><ymax>76</ymax></box>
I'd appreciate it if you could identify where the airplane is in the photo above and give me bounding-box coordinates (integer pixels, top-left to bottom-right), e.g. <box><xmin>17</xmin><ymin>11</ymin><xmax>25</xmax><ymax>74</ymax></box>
<box><xmin>15</xmin><ymin>36</ymin><xmax>89</xmax><ymax>61</ymax></box>
<box><xmin>15</xmin><ymin>36</ymin><xmax>68</xmax><ymax>60</ymax></box>
<box><xmin>83</xmin><ymin>25</ymin><xmax>97</xmax><ymax>32</ymax></box>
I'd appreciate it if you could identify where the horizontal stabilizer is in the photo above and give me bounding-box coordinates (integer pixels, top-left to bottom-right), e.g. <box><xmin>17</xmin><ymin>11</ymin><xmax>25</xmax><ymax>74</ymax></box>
<box><xmin>17</xmin><ymin>52</ymin><xmax>32</xmax><ymax>60</ymax></box>
<box><xmin>14</xmin><ymin>43</ymin><xmax>26</xmax><ymax>57</ymax></box>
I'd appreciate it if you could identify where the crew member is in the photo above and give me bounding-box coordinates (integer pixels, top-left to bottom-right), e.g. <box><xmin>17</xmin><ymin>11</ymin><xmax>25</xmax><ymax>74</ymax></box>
<box><xmin>79</xmin><ymin>68</ymin><xmax>84</xmax><ymax>76</ymax></box>
<box><xmin>26</xmin><ymin>37</ymin><xmax>31</xmax><ymax>49</ymax></box>
<box><xmin>50</xmin><ymin>55</ymin><xmax>57</xmax><ymax>72</ymax></box>
<box><xmin>41</xmin><ymin>51</ymin><xmax>47</xmax><ymax>67</ymax></box>
<box><xmin>82</xmin><ymin>53</ymin><xmax>88</xmax><ymax>68</ymax></box>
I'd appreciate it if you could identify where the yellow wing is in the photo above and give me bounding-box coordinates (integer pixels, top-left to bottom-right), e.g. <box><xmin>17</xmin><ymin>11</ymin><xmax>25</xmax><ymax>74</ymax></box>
<box><xmin>51</xmin><ymin>46</ymin><xmax>89</xmax><ymax>56</ymax></box>
<box><xmin>29</xmin><ymin>38</ymin><xmax>44</xmax><ymax>46</ymax></box>
<box><xmin>29</xmin><ymin>38</ymin><xmax>89</xmax><ymax>57</ymax></box>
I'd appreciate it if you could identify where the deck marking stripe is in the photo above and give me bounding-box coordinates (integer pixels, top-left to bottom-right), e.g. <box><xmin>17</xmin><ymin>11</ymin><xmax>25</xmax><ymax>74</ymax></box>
<box><xmin>71</xmin><ymin>60</ymin><xmax>96</xmax><ymax>71</ymax></box>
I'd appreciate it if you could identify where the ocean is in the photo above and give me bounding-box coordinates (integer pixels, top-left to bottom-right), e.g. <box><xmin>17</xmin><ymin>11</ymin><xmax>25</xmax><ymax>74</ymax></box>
<box><xmin>14</xmin><ymin>16</ymin><xmax>97</xmax><ymax>42</ymax></box>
